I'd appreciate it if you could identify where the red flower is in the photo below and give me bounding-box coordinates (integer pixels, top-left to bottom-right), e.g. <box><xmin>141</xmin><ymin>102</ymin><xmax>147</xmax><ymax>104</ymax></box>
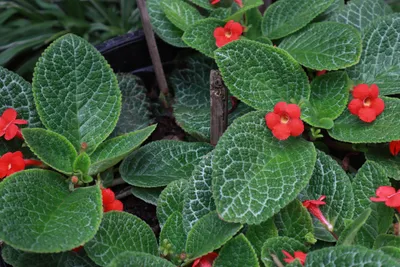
<box><xmin>101</xmin><ymin>188</ymin><xmax>116</xmax><ymax>205</ymax></box>
<box><xmin>316</xmin><ymin>70</ymin><xmax>327</xmax><ymax>76</ymax></box>
<box><xmin>303</xmin><ymin>195</ymin><xmax>333</xmax><ymax>231</ymax></box>
<box><xmin>214</xmin><ymin>20</ymin><xmax>243</xmax><ymax>48</ymax></box>
<box><xmin>103</xmin><ymin>200</ymin><xmax>123</xmax><ymax>212</ymax></box>
<box><xmin>265</xmin><ymin>102</ymin><xmax>304</xmax><ymax>140</ymax></box>
<box><xmin>0</xmin><ymin>152</ymin><xmax>25</xmax><ymax>179</ymax></box>
<box><xmin>390</xmin><ymin>141</ymin><xmax>400</xmax><ymax>156</ymax></box>
<box><xmin>282</xmin><ymin>250</ymin><xmax>307</xmax><ymax>266</ymax></box>
<box><xmin>210</xmin><ymin>0</ymin><xmax>243</xmax><ymax>7</ymax></box>
<box><xmin>348</xmin><ymin>84</ymin><xmax>384</xmax><ymax>123</ymax></box>
<box><xmin>192</xmin><ymin>252</ymin><xmax>218</xmax><ymax>267</ymax></box>
<box><xmin>370</xmin><ymin>186</ymin><xmax>400</xmax><ymax>208</ymax></box>
<box><xmin>0</xmin><ymin>108</ymin><xmax>27</xmax><ymax>140</ymax></box>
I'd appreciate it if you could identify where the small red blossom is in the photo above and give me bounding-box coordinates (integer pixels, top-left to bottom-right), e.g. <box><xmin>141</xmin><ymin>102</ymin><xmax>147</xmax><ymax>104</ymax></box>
<box><xmin>72</xmin><ymin>246</ymin><xmax>83</xmax><ymax>252</ymax></box>
<box><xmin>214</xmin><ymin>20</ymin><xmax>243</xmax><ymax>48</ymax></box>
<box><xmin>103</xmin><ymin>199</ymin><xmax>123</xmax><ymax>212</ymax></box>
<box><xmin>210</xmin><ymin>0</ymin><xmax>243</xmax><ymax>7</ymax></box>
<box><xmin>0</xmin><ymin>108</ymin><xmax>27</xmax><ymax>140</ymax></box>
<box><xmin>390</xmin><ymin>140</ymin><xmax>400</xmax><ymax>156</ymax></box>
<box><xmin>101</xmin><ymin>188</ymin><xmax>116</xmax><ymax>205</ymax></box>
<box><xmin>192</xmin><ymin>252</ymin><xmax>218</xmax><ymax>267</ymax></box>
<box><xmin>303</xmin><ymin>195</ymin><xmax>333</xmax><ymax>231</ymax></box>
<box><xmin>265</xmin><ymin>102</ymin><xmax>304</xmax><ymax>140</ymax></box>
<box><xmin>282</xmin><ymin>250</ymin><xmax>307</xmax><ymax>266</ymax></box>
<box><xmin>316</xmin><ymin>70</ymin><xmax>327</xmax><ymax>76</ymax></box>
<box><xmin>348</xmin><ymin>84</ymin><xmax>384</xmax><ymax>123</ymax></box>
<box><xmin>370</xmin><ymin>186</ymin><xmax>400</xmax><ymax>208</ymax></box>
<box><xmin>0</xmin><ymin>152</ymin><xmax>25</xmax><ymax>179</ymax></box>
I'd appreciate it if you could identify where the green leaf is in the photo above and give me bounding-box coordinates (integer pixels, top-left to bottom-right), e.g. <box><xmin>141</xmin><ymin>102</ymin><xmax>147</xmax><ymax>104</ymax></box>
<box><xmin>215</xmin><ymin>40</ymin><xmax>310</xmax><ymax>111</ymax></box>
<box><xmin>244</xmin><ymin>8</ymin><xmax>263</xmax><ymax>40</ymax></box>
<box><xmin>183</xmin><ymin>18</ymin><xmax>225</xmax><ymax>58</ymax></box>
<box><xmin>346</xmin><ymin>14</ymin><xmax>400</xmax><ymax>95</ymax></box>
<box><xmin>274</xmin><ymin>199</ymin><xmax>314</xmax><ymax>243</ymax></box>
<box><xmin>337</xmin><ymin>208</ymin><xmax>372</xmax><ymax>246</ymax></box>
<box><xmin>226</xmin><ymin>0</ymin><xmax>263</xmax><ymax>21</ymax></box>
<box><xmin>32</xmin><ymin>34</ymin><xmax>121</xmax><ymax>154</ymax></box>
<box><xmin>88</xmin><ymin>125</ymin><xmax>156</xmax><ymax>175</ymax></box>
<box><xmin>365</xmin><ymin>145</ymin><xmax>400</xmax><ymax>180</ymax></box>
<box><xmin>157</xmin><ymin>179</ymin><xmax>187</xmax><ymax>228</ymax></box>
<box><xmin>185</xmin><ymin>211</ymin><xmax>242</xmax><ymax>260</ymax></box>
<box><xmin>305</xmin><ymin>246</ymin><xmax>400</xmax><ymax>266</ymax></box>
<box><xmin>279</xmin><ymin>22</ymin><xmax>362</xmax><ymax>70</ymax></box>
<box><xmin>108</xmin><ymin>251</ymin><xmax>176</xmax><ymax>267</ymax></box>
<box><xmin>262</xmin><ymin>0</ymin><xmax>334</xmax><ymax>39</ymax></box>
<box><xmin>22</xmin><ymin>128</ymin><xmax>77</xmax><ymax>175</ymax></box>
<box><xmin>161</xmin><ymin>0</ymin><xmax>203</xmax><ymax>31</ymax></box>
<box><xmin>120</xmin><ymin>140</ymin><xmax>213</xmax><ymax>187</ymax></box>
<box><xmin>246</xmin><ymin>219</ymin><xmax>278</xmax><ymax>258</ymax></box>
<box><xmin>329</xmin><ymin>97</ymin><xmax>400</xmax><ymax>143</ymax></box>
<box><xmin>0</xmin><ymin>66</ymin><xmax>42</xmax><ymax>128</ymax></box>
<box><xmin>159</xmin><ymin>212</ymin><xmax>187</xmax><ymax>265</ymax></box>
<box><xmin>210</xmin><ymin>8</ymin><xmax>232</xmax><ymax>20</ymax></box>
<box><xmin>330</xmin><ymin>0</ymin><xmax>392</xmax><ymax>32</ymax></box>
<box><xmin>213</xmin><ymin>234</ymin><xmax>259</xmax><ymax>267</ymax></box>
<box><xmin>261</xmin><ymin>237</ymin><xmax>308</xmax><ymax>267</ymax></box>
<box><xmin>131</xmin><ymin>187</ymin><xmax>163</xmax><ymax>206</ymax></box>
<box><xmin>84</xmin><ymin>211</ymin><xmax>158</xmax><ymax>266</ymax></box>
<box><xmin>300</xmin><ymin>150</ymin><xmax>354</xmax><ymax>240</ymax></box>
<box><xmin>187</xmin><ymin>0</ymin><xmax>214</xmax><ymax>11</ymax></box>
<box><xmin>351</xmin><ymin>161</ymin><xmax>393</xmax><ymax>248</ymax></box>
<box><xmin>0</xmin><ymin>169</ymin><xmax>102</xmax><ymax>253</ymax></box>
<box><xmin>374</xmin><ymin>234</ymin><xmax>400</xmax><ymax>249</ymax></box>
<box><xmin>315</xmin><ymin>0</ymin><xmax>344</xmax><ymax>21</ymax></box>
<box><xmin>73</xmin><ymin>152</ymin><xmax>90</xmax><ymax>175</ymax></box>
<box><xmin>213</xmin><ymin>111</ymin><xmax>316</xmax><ymax>224</ymax></box>
<box><xmin>183</xmin><ymin>152</ymin><xmax>215</xmax><ymax>233</ymax></box>
<box><xmin>113</xmin><ymin>74</ymin><xmax>153</xmax><ymax>136</ymax></box>
<box><xmin>147</xmin><ymin>0</ymin><xmax>187</xmax><ymax>47</ymax></box>
<box><xmin>379</xmin><ymin>246</ymin><xmax>400</xmax><ymax>260</ymax></box>
<box><xmin>301</xmin><ymin>71</ymin><xmax>351</xmax><ymax>129</ymax></box>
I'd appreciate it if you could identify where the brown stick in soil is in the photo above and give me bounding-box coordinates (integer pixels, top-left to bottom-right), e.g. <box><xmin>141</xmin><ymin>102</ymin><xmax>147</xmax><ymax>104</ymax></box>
<box><xmin>137</xmin><ymin>0</ymin><xmax>169</xmax><ymax>107</ymax></box>
<box><xmin>210</xmin><ymin>70</ymin><xmax>228</xmax><ymax>146</ymax></box>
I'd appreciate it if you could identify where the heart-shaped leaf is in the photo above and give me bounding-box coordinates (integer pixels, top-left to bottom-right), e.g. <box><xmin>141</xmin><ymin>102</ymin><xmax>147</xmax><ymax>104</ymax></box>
<box><xmin>213</xmin><ymin>111</ymin><xmax>316</xmax><ymax>224</ymax></box>
<box><xmin>246</xmin><ymin>219</ymin><xmax>278</xmax><ymax>258</ymax></box>
<box><xmin>108</xmin><ymin>252</ymin><xmax>176</xmax><ymax>267</ymax></box>
<box><xmin>261</xmin><ymin>237</ymin><xmax>308</xmax><ymax>267</ymax></box>
<box><xmin>215</xmin><ymin>40</ymin><xmax>310</xmax><ymax>111</ymax></box>
<box><xmin>0</xmin><ymin>169</ymin><xmax>102</xmax><ymax>252</ymax></box>
<box><xmin>337</xmin><ymin>208</ymin><xmax>372</xmax><ymax>246</ymax></box>
<box><xmin>161</xmin><ymin>0</ymin><xmax>203</xmax><ymax>31</ymax></box>
<box><xmin>157</xmin><ymin>179</ymin><xmax>187</xmax><ymax>228</ymax></box>
<box><xmin>32</xmin><ymin>34</ymin><xmax>121</xmax><ymax>154</ymax></box>
<box><xmin>366</xmin><ymin>145</ymin><xmax>400</xmax><ymax>180</ymax></box>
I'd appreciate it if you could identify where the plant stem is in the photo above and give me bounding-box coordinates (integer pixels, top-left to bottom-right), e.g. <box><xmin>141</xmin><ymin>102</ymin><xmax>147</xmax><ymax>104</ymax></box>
<box><xmin>116</xmin><ymin>186</ymin><xmax>133</xmax><ymax>200</ymax></box>
<box><xmin>270</xmin><ymin>254</ymin><xmax>285</xmax><ymax>267</ymax></box>
<box><xmin>111</xmin><ymin>177</ymin><xmax>126</xmax><ymax>187</ymax></box>
<box><xmin>137</xmin><ymin>0</ymin><xmax>169</xmax><ymax>108</ymax></box>
<box><xmin>210</xmin><ymin>70</ymin><xmax>228</xmax><ymax>146</ymax></box>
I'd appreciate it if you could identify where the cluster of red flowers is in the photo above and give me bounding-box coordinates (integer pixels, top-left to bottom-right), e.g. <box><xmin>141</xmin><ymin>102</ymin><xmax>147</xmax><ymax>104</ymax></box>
<box><xmin>370</xmin><ymin>186</ymin><xmax>400</xmax><ymax>213</ymax></box>
<box><xmin>101</xmin><ymin>188</ymin><xmax>123</xmax><ymax>212</ymax></box>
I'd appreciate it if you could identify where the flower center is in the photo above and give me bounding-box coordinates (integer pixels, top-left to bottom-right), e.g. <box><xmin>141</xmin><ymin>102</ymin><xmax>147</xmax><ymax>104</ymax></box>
<box><xmin>280</xmin><ymin>115</ymin><xmax>290</xmax><ymax>124</ymax></box>
<box><xmin>225</xmin><ymin>30</ymin><xmax>232</xmax><ymax>38</ymax></box>
<box><xmin>363</xmin><ymin>97</ymin><xmax>371</xmax><ymax>107</ymax></box>
<box><xmin>7</xmin><ymin>163</ymin><xmax>11</xmax><ymax>170</ymax></box>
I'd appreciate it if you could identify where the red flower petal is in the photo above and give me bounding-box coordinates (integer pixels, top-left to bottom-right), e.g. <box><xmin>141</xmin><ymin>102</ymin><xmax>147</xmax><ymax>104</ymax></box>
<box><xmin>213</xmin><ymin>27</ymin><xmax>226</xmax><ymax>38</ymax></box>
<box><xmin>358</xmin><ymin>108</ymin><xmax>376</xmax><ymax>123</ymax></box>
<box><xmin>369</xmin><ymin>84</ymin><xmax>380</xmax><ymax>99</ymax></box>
<box><xmin>348</xmin><ymin>99</ymin><xmax>363</xmax><ymax>115</ymax></box>
<box><xmin>228</xmin><ymin>21</ymin><xmax>243</xmax><ymax>36</ymax></box>
<box><xmin>288</xmin><ymin>118</ymin><xmax>304</xmax><ymax>137</ymax></box>
<box><xmin>104</xmin><ymin>200</ymin><xmax>123</xmax><ymax>212</ymax></box>
<box><xmin>286</xmin><ymin>104</ymin><xmax>301</xmax><ymax>118</ymax></box>
<box><xmin>265</xmin><ymin>112</ymin><xmax>281</xmax><ymax>130</ymax></box>
<box><xmin>386</xmin><ymin>193</ymin><xmax>400</xmax><ymax>207</ymax></box>
<box><xmin>273</xmin><ymin>102</ymin><xmax>287</xmax><ymax>115</ymax></box>
<box><xmin>1</xmin><ymin>108</ymin><xmax>17</xmax><ymax>122</ymax></box>
<box><xmin>376</xmin><ymin>186</ymin><xmax>396</xmax><ymax>198</ymax></box>
<box><xmin>390</xmin><ymin>141</ymin><xmax>400</xmax><ymax>156</ymax></box>
<box><xmin>0</xmin><ymin>161</ymin><xmax>8</xmax><ymax>179</ymax></box>
<box><xmin>352</xmin><ymin>84</ymin><xmax>370</xmax><ymax>99</ymax></box>
<box><xmin>282</xmin><ymin>250</ymin><xmax>295</xmax><ymax>263</ymax></box>
<box><xmin>272</xmin><ymin>124</ymin><xmax>291</xmax><ymax>140</ymax></box>
<box><xmin>234</xmin><ymin>0</ymin><xmax>243</xmax><ymax>7</ymax></box>
<box><xmin>192</xmin><ymin>252</ymin><xmax>218</xmax><ymax>267</ymax></box>
<box><xmin>13</xmin><ymin>119</ymin><xmax>27</xmax><ymax>125</ymax></box>
<box><xmin>4</xmin><ymin>124</ymin><xmax>18</xmax><ymax>140</ymax></box>
<box><xmin>101</xmin><ymin>188</ymin><xmax>115</xmax><ymax>205</ymax></box>
<box><xmin>210</xmin><ymin>0</ymin><xmax>220</xmax><ymax>4</ymax></box>
<box><xmin>371</xmin><ymin>97</ymin><xmax>385</xmax><ymax>116</ymax></box>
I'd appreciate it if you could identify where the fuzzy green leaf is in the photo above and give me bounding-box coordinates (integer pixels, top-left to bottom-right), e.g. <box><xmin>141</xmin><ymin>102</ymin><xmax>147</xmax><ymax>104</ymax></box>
<box><xmin>73</xmin><ymin>152</ymin><xmax>90</xmax><ymax>175</ymax></box>
<box><xmin>279</xmin><ymin>22</ymin><xmax>361</xmax><ymax>70</ymax></box>
<box><xmin>215</xmin><ymin>40</ymin><xmax>310</xmax><ymax>111</ymax></box>
<box><xmin>337</xmin><ymin>208</ymin><xmax>372</xmax><ymax>246</ymax></box>
<box><xmin>245</xmin><ymin>8</ymin><xmax>263</xmax><ymax>40</ymax></box>
<box><xmin>22</xmin><ymin>128</ymin><xmax>77</xmax><ymax>174</ymax></box>
<box><xmin>185</xmin><ymin>211</ymin><xmax>242</xmax><ymax>260</ymax></box>
<box><xmin>32</xmin><ymin>34</ymin><xmax>121</xmax><ymax>154</ymax></box>
<box><xmin>120</xmin><ymin>140</ymin><xmax>213</xmax><ymax>187</ymax></box>
<box><xmin>262</xmin><ymin>0</ymin><xmax>334</xmax><ymax>39</ymax></box>
<box><xmin>261</xmin><ymin>237</ymin><xmax>308</xmax><ymax>267</ymax></box>
<box><xmin>0</xmin><ymin>170</ymin><xmax>102</xmax><ymax>253</ymax></box>
<box><xmin>187</xmin><ymin>0</ymin><xmax>214</xmax><ymax>10</ymax></box>
<box><xmin>329</xmin><ymin>97</ymin><xmax>400</xmax><ymax>143</ymax></box>
<box><xmin>88</xmin><ymin>125</ymin><xmax>156</xmax><ymax>175</ymax></box>
<box><xmin>366</xmin><ymin>146</ymin><xmax>400</xmax><ymax>180</ymax></box>
<box><xmin>214</xmin><ymin>234</ymin><xmax>259</xmax><ymax>267</ymax></box>
<box><xmin>379</xmin><ymin>246</ymin><xmax>400</xmax><ymax>260</ymax></box>
<box><xmin>157</xmin><ymin>180</ymin><xmax>187</xmax><ymax>228</ymax></box>
<box><xmin>213</xmin><ymin>111</ymin><xmax>316</xmax><ymax>224</ymax></box>
<box><xmin>246</xmin><ymin>219</ymin><xmax>278</xmax><ymax>258</ymax></box>
<box><xmin>131</xmin><ymin>187</ymin><xmax>163</xmax><ymax>206</ymax></box>
<box><xmin>374</xmin><ymin>234</ymin><xmax>400</xmax><ymax>249</ymax></box>
<box><xmin>301</xmin><ymin>71</ymin><xmax>351</xmax><ymax>129</ymax></box>
<box><xmin>226</xmin><ymin>0</ymin><xmax>263</xmax><ymax>21</ymax></box>
<box><xmin>161</xmin><ymin>0</ymin><xmax>203</xmax><ymax>31</ymax></box>
<box><xmin>316</xmin><ymin>0</ymin><xmax>344</xmax><ymax>21</ymax></box>
<box><xmin>84</xmin><ymin>211</ymin><xmax>158</xmax><ymax>267</ymax></box>
<box><xmin>108</xmin><ymin>252</ymin><xmax>176</xmax><ymax>267</ymax></box>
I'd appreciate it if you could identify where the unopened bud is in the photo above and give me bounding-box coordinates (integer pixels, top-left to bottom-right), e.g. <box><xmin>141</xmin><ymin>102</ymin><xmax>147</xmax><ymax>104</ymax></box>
<box><xmin>71</xmin><ymin>176</ymin><xmax>79</xmax><ymax>184</ymax></box>
<box><xmin>80</xmin><ymin>142</ymin><xmax>88</xmax><ymax>151</ymax></box>
<box><xmin>180</xmin><ymin>253</ymin><xmax>187</xmax><ymax>261</ymax></box>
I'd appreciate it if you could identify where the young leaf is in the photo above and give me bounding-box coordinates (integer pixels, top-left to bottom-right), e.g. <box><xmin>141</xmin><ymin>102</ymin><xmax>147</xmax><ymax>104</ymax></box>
<box><xmin>301</xmin><ymin>71</ymin><xmax>351</xmax><ymax>129</ymax></box>
<box><xmin>73</xmin><ymin>152</ymin><xmax>90</xmax><ymax>175</ymax></box>
<box><xmin>108</xmin><ymin>252</ymin><xmax>176</xmax><ymax>267</ymax></box>
<box><xmin>32</xmin><ymin>34</ymin><xmax>121</xmax><ymax>154</ymax></box>
<box><xmin>0</xmin><ymin>169</ymin><xmax>102</xmax><ymax>253</ymax></box>
<box><xmin>22</xmin><ymin>128</ymin><xmax>77</xmax><ymax>175</ymax></box>
<box><xmin>261</xmin><ymin>237</ymin><xmax>308</xmax><ymax>267</ymax></box>
<box><xmin>374</xmin><ymin>234</ymin><xmax>400</xmax><ymax>249</ymax></box>
<box><xmin>131</xmin><ymin>187</ymin><xmax>163</xmax><ymax>206</ymax></box>
<box><xmin>161</xmin><ymin>0</ymin><xmax>203</xmax><ymax>31</ymax></box>
<box><xmin>183</xmin><ymin>18</ymin><xmax>225</xmax><ymax>58</ymax></box>
<box><xmin>88</xmin><ymin>125</ymin><xmax>156</xmax><ymax>175</ymax></box>
<box><xmin>279</xmin><ymin>22</ymin><xmax>362</xmax><ymax>70</ymax></box>
<box><xmin>120</xmin><ymin>140</ymin><xmax>213</xmax><ymax>187</ymax></box>
<box><xmin>213</xmin><ymin>234</ymin><xmax>259</xmax><ymax>267</ymax></box>
<box><xmin>329</xmin><ymin>97</ymin><xmax>400</xmax><ymax>143</ymax></box>
<box><xmin>0</xmin><ymin>66</ymin><xmax>42</xmax><ymax>128</ymax></box>
<box><xmin>261</xmin><ymin>0</ymin><xmax>334</xmax><ymax>39</ymax></box>
<box><xmin>213</xmin><ymin>111</ymin><xmax>316</xmax><ymax>224</ymax></box>
<box><xmin>185</xmin><ymin>211</ymin><xmax>242</xmax><ymax>261</ymax></box>
<box><xmin>84</xmin><ymin>211</ymin><xmax>158</xmax><ymax>266</ymax></box>
<box><xmin>346</xmin><ymin>14</ymin><xmax>400</xmax><ymax>95</ymax></box>
<box><xmin>274</xmin><ymin>199</ymin><xmax>314</xmax><ymax>243</ymax></box>
<box><xmin>187</xmin><ymin>0</ymin><xmax>214</xmax><ymax>11</ymax></box>
<box><xmin>246</xmin><ymin>219</ymin><xmax>278</xmax><ymax>258</ymax></box>
<box><xmin>157</xmin><ymin>179</ymin><xmax>187</xmax><ymax>228</ymax></box>
<box><xmin>366</xmin><ymin>146</ymin><xmax>400</xmax><ymax>180</ymax></box>
<box><xmin>337</xmin><ymin>208</ymin><xmax>372</xmax><ymax>246</ymax></box>
<box><xmin>305</xmin><ymin>246</ymin><xmax>400</xmax><ymax>266</ymax></box>
<box><xmin>147</xmin><ymin>0</ymin><xmax>188</xmax><ymax>47</ymax></box>
<box><xmin>215</xmin><ymin>40</ymin><xmax>310</xmax><ymax>111</ymax></box>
